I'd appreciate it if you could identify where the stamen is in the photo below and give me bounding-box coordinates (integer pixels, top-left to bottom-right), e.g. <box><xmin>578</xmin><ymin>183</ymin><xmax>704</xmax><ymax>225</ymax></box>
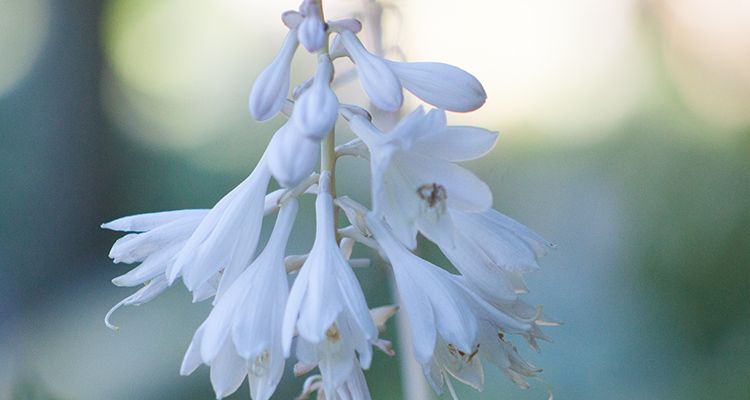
<box><xmin>250</xmin><ymin>351</ymin><xmax>270</xmax><ymax>376</ymax></box>
<box><xmin>417</xmin><ymin>183</ymin><xmax>447</xmax><ymax>216</ymax></box>
<box><xmin>325</xmin><ymin>325</ymin><xmax>341</xmax><ymax>342</ymax></box>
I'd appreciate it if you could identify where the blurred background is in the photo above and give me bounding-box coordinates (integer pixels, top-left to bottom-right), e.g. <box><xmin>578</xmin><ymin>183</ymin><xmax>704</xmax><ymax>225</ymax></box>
<box><xmin>1</xmin><ymin>0</ymin><xmax>749</xmax><ymax>399</ymax></box>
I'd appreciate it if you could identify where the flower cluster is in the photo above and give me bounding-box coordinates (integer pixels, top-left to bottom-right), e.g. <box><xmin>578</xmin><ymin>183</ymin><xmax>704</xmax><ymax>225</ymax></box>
<box><xmin>102</xmin><ymin>1</ymin><xmax>555</xmax><ymax>399</ymax></box>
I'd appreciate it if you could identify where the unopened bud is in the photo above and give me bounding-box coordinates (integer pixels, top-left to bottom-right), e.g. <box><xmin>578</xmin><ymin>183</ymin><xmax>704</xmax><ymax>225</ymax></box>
<box><xmin>249</xmin><ymin>30</ymin><xmax>299</xmax><ymax>121</ymax></box>
<box><xmin>291</xmin><ymin>56</ymin><xmax>339</xmax><ymax>141</ymax></box>
<box><xmin>267</xmin><ymin>123</ymin><xmax>319</xmax><ymax>188</ymax></box>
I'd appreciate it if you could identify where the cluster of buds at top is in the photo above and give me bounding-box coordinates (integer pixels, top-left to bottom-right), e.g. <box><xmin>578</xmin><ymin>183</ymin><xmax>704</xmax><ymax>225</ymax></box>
<box><xmin>102</xmin><ymin>1</ymin><xmax>556</xmax><ymax>399</ymax></box>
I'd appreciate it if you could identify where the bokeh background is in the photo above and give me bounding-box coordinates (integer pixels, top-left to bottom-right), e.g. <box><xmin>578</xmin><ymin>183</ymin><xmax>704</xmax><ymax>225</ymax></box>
<box><xmin>1</xmin><ymin>0</ymin><xmax>749</xmax><ymax>399</ymax></box>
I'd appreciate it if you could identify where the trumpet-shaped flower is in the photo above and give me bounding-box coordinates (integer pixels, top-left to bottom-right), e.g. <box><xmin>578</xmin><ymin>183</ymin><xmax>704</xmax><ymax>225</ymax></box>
<box><xmin>102</xmin><ymin>210</ymin><xmax>209</xmax><ymax>329</ymax></box>
<box><xmin>438</xmin><ymin>208</ymin><xmax>555</xmax><ymax>305</ymax></box>
<box><xmin>366</xmin><ymin>215</ymin><xmax>531</xmax><ymax>370</ymax></box>
<box><xmin>349</xmin><ymin>106</ymin><xmax>497</xmax><ymax>249</ymax></box>
<box><xmin>282</xmin><ymin>173</ymin><xmax>377</xmax><ymax>381</ymax></box>
<box><xmin>180</xmin><ymin>199</ymin><xmax>299</xmax><ymax>400</ymax></box>
<box><xmin>169</xmin><ymin>159</ymin><xmax>272</xmax><ymax>300</ymax></box>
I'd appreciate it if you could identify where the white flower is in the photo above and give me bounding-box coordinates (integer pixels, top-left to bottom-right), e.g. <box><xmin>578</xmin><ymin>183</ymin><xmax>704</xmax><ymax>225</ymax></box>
<box><xmin>476</xmin><ymin>321</ymin><xmax>542</xmax><ymax>389</ymax></box>
<box><xmin>424</xmin><ymin>320</ymin><xmax>543</xmax><ymax>396</ymax></box>
<box><xmin>282</xmin><ymin>172</ymin><xmax>378</xmax><ymax>389</ymax></box>
<box><xmin>267</xmin><ymin>122</ymin><xmax>320</xmax><ymax>188</ymax></box>
<box><xmin>180</xmin><ymin>199</ymin><xmax>299</xmax><ymax>400</ymax></box>
<box><xmin>338</xmin><ymin>30</ymin><xmax>403</xmax><ymax>112</ymax></box>
<box><xmin>169</xmin><ymin>159</ymin><xmax>272</xmax><ymax>300</ymax></box>
<box><xmin>102</xmin><ymin>209</ymin><xmax>209</xmax><ymax>329</ymax></box>
<box><xmin>349</xmin><ymin>106</ymin><xmax>496</xmax><ymax>249</ymax></box>
<box><xmin>291</xmin><ymin>55</ymin><xmax>339</xmax><ymax>141</ymax></box>
<box><xmin>249</xmin><ymin>29</ymin><xmax>299</xmax><ymax>121</ymax></box>
<box><xmin>366</xmin><ymin>215</ymin><xmax>531</xmax><ymax>371</ymax></box>
<box><xmin>438</xmin><ymin>208</ymin><xmax>554</xmax><ymax>305</ymax></box>
<box><xmin>336</xmin><ymin>29</ymin><xmax>486</xmax><ymax>112</ymax></box>
<box><xmin>298</xmin><ymin>1</ymin><xmax>327</xmax><ymax>52</ymax></box>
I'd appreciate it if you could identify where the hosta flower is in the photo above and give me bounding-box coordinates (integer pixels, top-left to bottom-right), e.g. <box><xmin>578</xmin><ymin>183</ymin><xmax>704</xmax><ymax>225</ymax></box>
<box><xmin>337</xmin><ymin>29</ymin><xmax>486</xmax><ymax>112</ymax></box>
<box><xmin>249</xmin><ymin>29</ymin><xmax>299</xmax><ymax>121</ymax></box>
<box><xmin>366</xmin><ymin>216</ymin><xmax>532</xmax><ymax>378</ymax></box>
<box><xmin>102</xmin><ymin>0</ymin><xmax>556</xmax><ymax>398</ymax></box>
<box><xmin>282</xmin><ymin>172</ymin><xmax>378</xmax><ymax>391</ymax></box>
<box><xmin>169</xmin><ymin>159</ymin><xmax>272</xmax><ymax>299</ymax></box>
<box><xmin>440</xmin><ymin>208</ymin><xmax>554</xmax><ymax>305</ymax></box>
<box><xmin>180</xmin><ymin>199</ymin><xmax>299</xmax><ymax>400</ymax></box>
<box><xmin>349</xmin><ymin>106</ymin><xmax>497</xmax><ymax>249</ymax></box>
<box><xmin>102</xmin><ymin>210</ymin><xmax>209</xmax><ymax>329</ymax></box>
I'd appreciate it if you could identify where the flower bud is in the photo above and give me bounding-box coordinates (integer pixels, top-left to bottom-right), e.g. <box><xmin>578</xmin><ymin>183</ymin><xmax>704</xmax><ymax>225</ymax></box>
<box><xmin>291</xmin><ymin>56</ymin><xmax>339</xmax><ymax>141</ymax></box>
<box><xmin>249</xmin><ymin>30</ymin><xmax>299</xmax><ymax>121</ymax></box>
<box><xmin>385</xmin><ymin>61</ymin><xmax>487</xmax><ymax>112</ymax></box>
<box><xmin>298</xmin><ymin>9</ymin><xmax>326</xmax><ymax>52</ymax></box>
<box><xmin>267</xmin><ymin>123</ymin><xmax>319</xmax><ymax>188</ymax></box>
<box><xmin>339</xmin><ymin>30</ymin><xmax>403</xmax><ymax>112</ymax></box>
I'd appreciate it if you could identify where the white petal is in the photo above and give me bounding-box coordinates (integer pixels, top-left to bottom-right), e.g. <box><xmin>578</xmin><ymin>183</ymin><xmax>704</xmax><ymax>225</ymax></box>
<box><xmin>282</xmin><ymin>260</ymin><xmax>310</xmax><ymax>356</ymax></box>
<box><xmin>318</xmin><ymin>342</ymin><xmax>356</xmax><ymax>397</ymax></box>
<box><xmin>248</xmin><ymin>352</ymin><xmax>285</xmax><ymax>400</ymax></box>
<box><xmin>339</xmin><ymin>30</ymin><xmax>402</xmax><ymax>112</ymax></box>
<box><xmin>249</xmin><ymin>30</ymin><xmax>299</xmax><ymax>121</ymax></box>
<box><xmin>108</xmin><ymin>217</ymin><xmax>198</xmax><ymax>264</ymax></box>
<box><xmin>177</xmin><ymin>163</ymin><xmax>271</xmax><ymax>293</ymax></box>
<box><xmin>440</xmin><ymin>232</ymin><xmax>517</xmax><ymax>303</ymax></box>
<box><xmin>104</xmin><ymin>276</ymin><xmax>169</xmax><ymax>330</ymax></box>
<box><xmin>232</xmin><ymin>200</ymin><xmax>297</xmax><ymax>359</ymax></box>
<box><xmin>398</xmin><ymin>153</ymin><xmax>492</xmax><ymax>212</ymax></box>
<box><xmin>386</xmin><ymin>61</ymin><xmax>486</xmax><ymax>112</ymax></box>
<box><xmin>379</xmin><ymin>164</ymin><xmax>420</xmax><ymax>249</ymax></box>
<box><xmin>452</xmin><ymin>209</ymin><xmax>550</xmax><ymax>272</ymax></box>
<box><xmin>111</xmin><ymin>242</ymin><xmax>181</xmax><ymax>287</ymax></box>
<box><xmin>412</xmin><ymin>126</ymin><xmax>498</xmax><ymax>162</ymax></box>
<box><xmin>181</xmin><ymin>324</ymin><xmax>206</xmax><ymax>376</ymax></box>
<box><xmin>366</xmin><ymin>216</ymin><xmax>438</xmax><ymax>363</ymax></box>
<box><xmin>101</xmin><ymin>209</ymin><xmax>207</xmax><ymax>232</ymax></box>
<box><xmin>209</xmin><ymin>340</ymin><xmax>247</xmax><ymax>399</ymax></box>
<box><xmin>291</xmin><ymin>56</ymin><xmax>339</xmax><ymax>141</ymax></box>
<box><xmin>336</xmin><ymin>364</ymin><xmax>372</xmax><ymax>400</ymax></box>
<box><xmin>267</xmin><ymin>123</ymin><xmax>320</xmax><ymax>188</ymax></box>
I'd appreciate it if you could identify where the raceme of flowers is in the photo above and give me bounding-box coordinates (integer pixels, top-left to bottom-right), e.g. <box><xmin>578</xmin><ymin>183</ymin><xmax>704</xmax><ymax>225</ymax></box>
<box><xmin>102</xmin><ymin>1</ymin><xmax>556</xmax><ymax>399</ymax></box>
